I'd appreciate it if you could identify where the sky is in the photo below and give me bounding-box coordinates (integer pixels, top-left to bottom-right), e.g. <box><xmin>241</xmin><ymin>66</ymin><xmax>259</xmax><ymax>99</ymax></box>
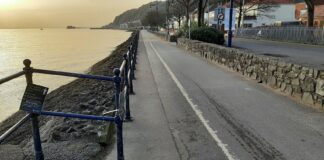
<box><xmin>0</xmin><ymin>0</ymin><xmax>152</xmax><ymax>28</ymax></box>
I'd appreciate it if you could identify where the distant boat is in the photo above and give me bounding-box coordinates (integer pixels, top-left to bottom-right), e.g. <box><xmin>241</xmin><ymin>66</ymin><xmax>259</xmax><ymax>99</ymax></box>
<box><xmin>67</xmin><ymin>26</ymin><xmax>76</xmax><ymax>29</ymax></box>
<box><xmin>40</xmin><ymin>28</ymin><xmax>44</xmax><ymax>30</ymax></box>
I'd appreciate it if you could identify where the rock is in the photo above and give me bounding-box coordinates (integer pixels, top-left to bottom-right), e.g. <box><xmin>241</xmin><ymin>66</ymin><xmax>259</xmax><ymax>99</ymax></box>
<box><xmin>66</xmin><ymin>127</ymin><xmax>77</xmax><ymax>133</ymax></box>
<box><xmin>302</xmin><ymin>77</ymin><xmax>316</xmax><ymax>92</ymax></box>
<box><xmin>94</xmin><ymin>106</ymin><xmax>105</xmax><ymax>113</ymax></box>
<box><xmin>314</xmin><ymin>69</ymin><xmax>319</xmax><ymax>78</ymax></box>
<box><xmin>316</xmin><ymin>79</ymin><xmax>324</xmax><ymax>96</ymax></box>
<box><xmin>291</xmin><ymin>79</ymin><xmax>300</xmax><ymax>85</ymax></box>
<box><xmin>278</xmin><ymin>61</ymin><xmax>286</xmax><ymax>67</ymax></box>
<box><xmin>79</xmin><ymin>103</ymin><xmax>89</xmax><ymax>109</ymax></box>
<box><xmin>83</xmin><ymin>125</ymin><xmax>95</xmax><ymax>131</ymax></box>
<box><xmin>0</xmin><ymin>145</ymin><xmax>24</xmax><ymax>160</ymax></box>
<box><xmin>319</xmin><ymin>70</ymin><xmax>324</xmax><ymax>79</ymax></box>
<box><xmin>287</xmin><ymin>72</ymin><xmax>299</xmax><ymax>78</ymax></box>
<box><xmin>292</xmin><ymin>64</ymin><xmax>301</xmax><ymax>72</ymax></box>
<box><xmin>268</xmin><ymin>76</ymin><xmax>277</xmax><ymax>88</ymax></box>
<box><xmin>281</xmin><ymin>83</ymin><xmax>286</xmax><ymax>92</ymax></box>
<box><xmin>88</xmin><ymin>99</ymin><xmax>98</xmax><ymax>105</ymax></box>
<box><xmin>302</xmin><ymin>92</ymin><xmax>314</xmax><ymax>104</ymax></box>
<box><xmin>299</xmin><ymin>73</ymin><xmax>306</xmax><ymax>80</ymax></box>
<box><xmin>285</xmin><ymin>85</ymin><xmax>293</xmax><ymax>95</ymax></box>
<box><xmin>82</xmin><ymin>110</ymin><xmax>91</xmax><ymax>115</ymax></box>
<box><xmin>292</xmin><ymin>85</ymin><xmax>302</xmax><ymax>94</ymax></box>
<box><xmin>251</xmin><ymin>72</ymin><xmax>258</xmax><ymax>80</ymax></box>
<box><xmin>268</xmin><ymin>65</ymin><xmax>277</xmax><ymax>72</ymax></box>
<box><xmin>246</xmin><ymin>66</ymin><xmax>253</xmax><ymax>73</ymax></box>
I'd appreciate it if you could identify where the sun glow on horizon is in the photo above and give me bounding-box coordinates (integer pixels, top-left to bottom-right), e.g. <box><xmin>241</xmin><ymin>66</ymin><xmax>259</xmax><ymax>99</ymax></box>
<box><xmin>0</xmin><ymin>0</ymin><xmax>17</xmax><ymax>8</ymax></box>
<box><xmin>0</xmin><ymin>0</ymin><xmax>153</xmax><ymax>28</ymax></box>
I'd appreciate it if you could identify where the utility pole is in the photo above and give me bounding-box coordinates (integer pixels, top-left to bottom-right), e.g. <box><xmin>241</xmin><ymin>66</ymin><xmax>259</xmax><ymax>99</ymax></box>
<box><xmin>228</xmin><ymin>0</ymin><xmax>234</xmax><ymax>47</ymax></box>
<box><xmin>166</xmin><ymin>0</ymin><xmax>170</xmax><ymax>41</ymax></box>
<box><xmin>207</xmin><ymin>0</ymin><xmax>210</xmax><ymax>26</ymax></box>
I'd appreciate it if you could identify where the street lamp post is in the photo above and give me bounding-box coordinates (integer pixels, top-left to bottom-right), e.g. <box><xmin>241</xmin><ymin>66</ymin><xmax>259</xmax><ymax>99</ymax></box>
<box><xmin>166</xmin><ymin>0</ymin><xmax>170</xmax><ymax>40</ymax></box>
<box><xmin>166</xmin><ymin>0</ymin><xmax>174</xmax><ymax>41</ymax></box>
<box><xmin>228</xmin><ymin>0</ymin><xmax>234</xmax><ymax>47</ymax></box>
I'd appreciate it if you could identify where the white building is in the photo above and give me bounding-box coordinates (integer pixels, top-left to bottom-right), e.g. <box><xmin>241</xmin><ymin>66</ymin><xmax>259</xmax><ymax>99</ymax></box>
<box><xmin>241</xmin><ymin>1</ymin><xmax>297</xmax><ymax>27</ymax></box>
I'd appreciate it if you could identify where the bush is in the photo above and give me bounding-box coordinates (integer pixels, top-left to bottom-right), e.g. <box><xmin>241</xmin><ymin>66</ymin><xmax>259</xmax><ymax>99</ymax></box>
<box><xmin>188</xmin><ymin>27</ymin><xmax>225</xmax><ymax>45</ymax></box>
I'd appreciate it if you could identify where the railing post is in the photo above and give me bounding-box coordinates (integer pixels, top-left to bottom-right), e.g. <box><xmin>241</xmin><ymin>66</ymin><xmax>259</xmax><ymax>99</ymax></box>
<box><xmin>115</xmin><ymin>116</ymin><xmax>124</xmax><ymax>160</ymax></box>
<box><xmin>23</xmin><ymin>59</ymin><xmax>44</xmax><ymax>160</ymax></box>
<box><xmin>123</xmin><ymin>54</ymin><xmax>132</xmax><ymax>121</ymax></box>
<box><xmin>113</xmin><ymin>68</ymin><xmax>124</xmax><ymax>160</ymax></box>
<box><xmin>113</xmin><ymin>68</ymin><xmax>121</xmax><ymax>110</ymax></box>
<box><xmin>128</xmin><ymin>46</ymin><xmax>134</xmax><ymax>94</ymax></box>
<box><xmin>23</xmin><ymin>59</ymin><xmax>33</xmax><ymax>84</ymax></box>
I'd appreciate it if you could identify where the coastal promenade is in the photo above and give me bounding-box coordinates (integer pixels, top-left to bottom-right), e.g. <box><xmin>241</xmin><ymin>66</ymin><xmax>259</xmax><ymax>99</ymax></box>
<box><xmin>106</xmin><ymin>30</ymin><xmax>324</xmax><ymax>160</ymax></box>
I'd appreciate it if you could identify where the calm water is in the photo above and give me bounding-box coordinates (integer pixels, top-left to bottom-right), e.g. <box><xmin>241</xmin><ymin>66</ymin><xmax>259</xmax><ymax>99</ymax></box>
<box><xmin>0</xmin><ymin>29</ymin><xmax>130</xmax><ymax>122</ymax></box>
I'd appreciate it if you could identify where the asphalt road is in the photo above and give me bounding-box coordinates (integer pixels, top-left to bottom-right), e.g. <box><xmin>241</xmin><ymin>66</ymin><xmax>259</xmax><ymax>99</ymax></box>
<box><xmin>232</xmin><ymin>38</ymin><xmax>324</xmax><ymax>69</ymax></box>
<box><xmin>106</xmin><ymin>31</ymin><xmax>324</xmax><ymax>160</ymax></box>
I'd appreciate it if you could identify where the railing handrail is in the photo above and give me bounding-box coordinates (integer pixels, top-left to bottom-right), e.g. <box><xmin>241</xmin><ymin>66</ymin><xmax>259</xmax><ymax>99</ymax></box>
<box><xmin>33</xmin><ymin>68</ymin><xmax>115</xmax><ymax>81</ymax></box>
<box><xmin>0</xmin><ymin>113</ymin><xmax>32</xmax><ymax>143</ymax></box>
<box><xmin>0</xmin><ymin>30</ymin><xmax>140</xmax><ymax>160</ymax></box>
<box><xmin>0</xmin><ymin>71</ymin><xmax>26</xmax><ymax>85</ymax></box>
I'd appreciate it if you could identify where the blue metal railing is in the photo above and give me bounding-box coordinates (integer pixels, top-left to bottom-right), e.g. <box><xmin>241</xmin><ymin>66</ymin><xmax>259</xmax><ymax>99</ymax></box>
<box><xmin>0</xmin><ymin>31</ymin><xmax>139</xmax><ymax>160</ymax></box>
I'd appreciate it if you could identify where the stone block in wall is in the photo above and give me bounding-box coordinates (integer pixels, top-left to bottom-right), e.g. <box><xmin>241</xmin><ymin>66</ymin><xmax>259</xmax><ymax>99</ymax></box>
<box><xmin>268</xmin><ymin>76</ymin><xmax>277</xmax><ymax>88</ymax></box>
<box><xmin>319</xmin><ymin>71</ymin><xmax>324</xmax><ymax>79</ymax></box>
<box><xmin>292</xmin><ymin>64</ymin><xmax>302</xmax><ymax>73</ymax></box>
<box><xmin>278</xmin><ymin>61</ymin><xmax>286</xmax><ymax>68</ymax></box>
<box><xmin>291</xmin><ymin>78</ymin><xmax>300</xmax><ymax>85</ymax></box>
<box><xmin>302</xmin><ymin>77</ymin><xmax>316</xmax><ymax>92</ymax></box>
<box><xmin>314</xmin><ymin>69</ymin><xmax>319</xmax><ymax>78</ymax></box>
<box><xmin>316</xmin><ymin>79</ymin><xmax>324</xmax><ymax>96</ymax></box>
<box><xmin>281</xmin><ymin>82</ymin><xmax>286</xmax><ymax>92</ymax></box>
<box><xmin>292</xmin><ymin>85</ymin><xmax>302</xmax><ymax>97</ymax></box>
<box><xmin>287</xmin><ymin>71</ymin><xmax>299</xmax><ymax>79</ymax></box>
<box><xmin>285</xmin><ymin>84</ymin><xmax>293</xmax><ymax>95</ymax></box>
<box><xmin>302</xmin><ymin>92</ymin><xmax>314</xmax><ymax>105</ymax></box>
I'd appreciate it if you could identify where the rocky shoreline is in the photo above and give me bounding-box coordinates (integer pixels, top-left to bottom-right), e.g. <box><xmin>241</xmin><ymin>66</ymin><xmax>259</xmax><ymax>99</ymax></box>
<box><xmin>0</xmin><ymin>32</ymin><xmax>134</xmax><ymax>160</ymax></box>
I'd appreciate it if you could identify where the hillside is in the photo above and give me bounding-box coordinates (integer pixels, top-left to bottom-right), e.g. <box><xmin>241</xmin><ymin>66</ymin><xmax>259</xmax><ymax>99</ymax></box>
<box><xmin>106</xmin><ymin>1</ymin><xmax>167</xmax><ymax>28</ymax></box>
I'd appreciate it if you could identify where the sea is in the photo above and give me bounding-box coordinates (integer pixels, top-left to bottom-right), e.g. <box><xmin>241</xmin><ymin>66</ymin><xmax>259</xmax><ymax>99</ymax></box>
<box><xmin>0</xmin><ymin>29</ymin><xmax>131</xmax><ymax>122</ymax></box>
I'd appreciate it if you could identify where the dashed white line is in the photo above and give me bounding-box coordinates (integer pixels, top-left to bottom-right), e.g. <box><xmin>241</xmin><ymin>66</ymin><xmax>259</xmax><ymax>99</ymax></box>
<box><xmin>148</xmin><ymin>41</ymin><xmax>237</xmax><ymax>160</ymax></box>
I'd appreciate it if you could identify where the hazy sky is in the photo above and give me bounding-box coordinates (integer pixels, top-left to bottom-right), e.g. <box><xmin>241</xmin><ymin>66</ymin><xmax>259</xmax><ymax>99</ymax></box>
<box><xmin>0</xmin><ymin>0</ymin><xmax>152</xmax><ymax>28</ymax></box>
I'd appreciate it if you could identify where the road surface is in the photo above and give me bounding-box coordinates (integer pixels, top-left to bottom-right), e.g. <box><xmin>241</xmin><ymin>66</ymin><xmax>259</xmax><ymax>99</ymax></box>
<box><xmin>232</xmin><ymin>38</ymin><xmax>324</xmax><ymax>70</ymax></box>
<box><xmin>106</xmin><ymin>31</ymin><xmax>324</xmax><ymax>160</ymax></box>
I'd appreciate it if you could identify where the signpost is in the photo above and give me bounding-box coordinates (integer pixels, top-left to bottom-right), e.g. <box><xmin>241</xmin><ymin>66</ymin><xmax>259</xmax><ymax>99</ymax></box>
<box><xmin>214</xmin><ymin>7</ymin><xmax>225</xmax><ymax>30</ymax></box>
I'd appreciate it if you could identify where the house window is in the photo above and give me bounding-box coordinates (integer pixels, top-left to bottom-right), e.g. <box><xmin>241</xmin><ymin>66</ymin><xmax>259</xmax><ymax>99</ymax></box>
<box><xmin>320</xmin><ymin>21</ymin><xmax>324</xmax><ymax>27</ymax></box>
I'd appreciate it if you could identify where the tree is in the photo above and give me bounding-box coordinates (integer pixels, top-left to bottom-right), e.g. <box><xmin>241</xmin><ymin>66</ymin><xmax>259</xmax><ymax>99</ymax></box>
<box><xmin>141</xmin><ymin>11</ymin><xmax>166</xmax><ymax>28</ymax></box>
<box><xmin>170</xmin><ymin>1</ymin><xmax>186</xmax><ymax>28</ymax></box>
<box><xmin>196</xmin><ymin>0</ymin><xmax>210</xmax><ymax>27</ymax></box>
<box><xmin>237</xmin><ymin>0</ymin><xmax>280</xmax><ymax>28</ymax></box>
<box><xmin>304</xmin><ymin>0</ymin><xmax>314</xmax><ymax>27</ymax></box>
<box><xmin>175</xmin><ymin>0</ymin><xmax>192</xmax><ymax>27</ymax></box>
<box><xmin>198</xmin><ymin>0</ymin><xmax>204</xmax><ymax>27</ymax></box>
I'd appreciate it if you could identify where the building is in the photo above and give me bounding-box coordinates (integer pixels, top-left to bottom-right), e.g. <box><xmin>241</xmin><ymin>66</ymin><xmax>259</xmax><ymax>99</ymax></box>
<box><xmin>241</xmin><ymin>0</ymin><xmax>297</xmax><ymax>27</ymax></box>
<box><xmin>296</xmin><ymin>1</ymin><xmax>324</xmax><ymax>27</ymax></box>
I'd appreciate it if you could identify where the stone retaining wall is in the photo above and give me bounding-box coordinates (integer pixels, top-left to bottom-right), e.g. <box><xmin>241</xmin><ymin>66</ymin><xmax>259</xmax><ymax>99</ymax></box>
<box><xmin>177</xmin><ymin>38</ymin><xmax>324</xmax><ymax>107</ymax></box>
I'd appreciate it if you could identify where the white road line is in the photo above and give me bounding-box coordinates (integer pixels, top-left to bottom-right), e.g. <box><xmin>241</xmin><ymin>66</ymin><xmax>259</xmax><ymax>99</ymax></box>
<box><xmin>149</xmin><ymin>41</ymin><xmax>237</xmax><ymax>160</ymax></box>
